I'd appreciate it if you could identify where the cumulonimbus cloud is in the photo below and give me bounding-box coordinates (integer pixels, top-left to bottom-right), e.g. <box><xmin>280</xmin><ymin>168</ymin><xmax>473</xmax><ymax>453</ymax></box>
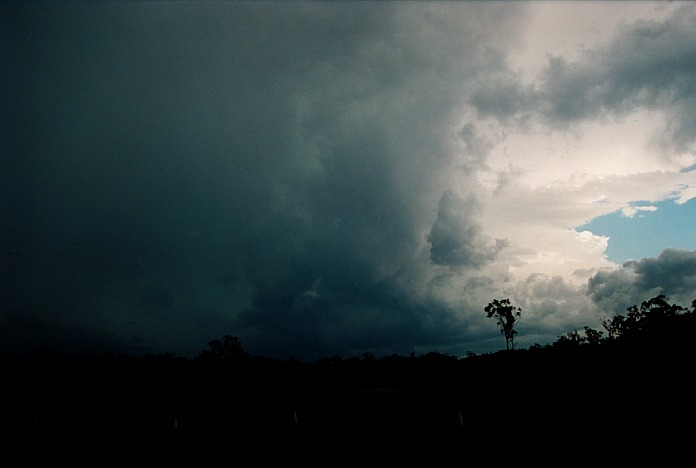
<box><xmin>2</xmin><ymin>2</ymin><xmax>695</xmax><ymax>361</ymax></box>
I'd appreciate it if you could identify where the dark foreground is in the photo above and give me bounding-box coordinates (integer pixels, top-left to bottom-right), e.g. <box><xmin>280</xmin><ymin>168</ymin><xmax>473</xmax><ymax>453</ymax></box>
<box><xmin>2</xmin><ymin>343</ymin><xmax>695</xmax><ymax>464</ymax></box>
<box><xmin>2</xmin><ymin>388</ymin><xmax>694</xmax><ymax>465</ymax></box>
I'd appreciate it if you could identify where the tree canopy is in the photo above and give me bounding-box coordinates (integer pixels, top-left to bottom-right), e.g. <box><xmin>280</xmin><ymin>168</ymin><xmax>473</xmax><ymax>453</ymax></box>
<box><xmin>484</xmin><ymin>298</ymin><xmax>522</xmax><ymax>351</ymax></box>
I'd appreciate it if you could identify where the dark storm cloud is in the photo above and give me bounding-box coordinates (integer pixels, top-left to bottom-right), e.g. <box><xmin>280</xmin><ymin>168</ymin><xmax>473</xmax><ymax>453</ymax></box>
<box><xmin>0</xmin><ymin>312</ymin><xmax>146</xmax><ymax>357</ymax></box>
<box><xmin>427</xmin><ymin>191</ymin><xmax>506</xmax><ymax>267</ymax></box>
<box><xmin>1</xmin><ymin>1</ymin><xmax>528</xmax><ymax>360</ymax></box>
<box><xmin>471</xmin><ymin>4</ymin><xmax>696</xmax><ymax>151</ymax></box>
<box><xmin>588</xmin><ymin>248</ymin><xmax>696</xmax><ymax>315</ymax></box>
<box><xmin>233</xmin><ymin>273</ymin><xmax>463</xmax><ymax>359</ymax></box>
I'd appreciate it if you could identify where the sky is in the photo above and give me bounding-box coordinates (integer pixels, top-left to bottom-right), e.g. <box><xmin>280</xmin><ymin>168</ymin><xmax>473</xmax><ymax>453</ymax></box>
<box><xmin>2</xmin><ymin>1</ymin><xmax>696</xmax><ymax>362</ymax></box>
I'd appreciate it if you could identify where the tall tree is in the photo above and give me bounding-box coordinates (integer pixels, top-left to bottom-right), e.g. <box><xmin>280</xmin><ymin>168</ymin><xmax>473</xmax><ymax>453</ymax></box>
<box><xmin>485</xmin><ymin>298</ymin><xmax>522</xmax><ymax>351</ymax></box>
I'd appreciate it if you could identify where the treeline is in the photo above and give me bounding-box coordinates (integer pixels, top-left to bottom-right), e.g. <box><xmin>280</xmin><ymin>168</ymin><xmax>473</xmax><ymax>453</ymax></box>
<box><xmin>2</xmin><ymin>295</ymin><xmax>695</xmax><ymax>392</ymax></box>
<box><xmin>1</xmin><ymin>295</ymin><xmax>694</xmax><ymax>434</ymax></box>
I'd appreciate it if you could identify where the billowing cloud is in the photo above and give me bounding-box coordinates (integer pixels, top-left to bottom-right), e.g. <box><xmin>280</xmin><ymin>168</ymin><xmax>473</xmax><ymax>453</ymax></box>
<box><xmin>427</xmin><ymin>191</ymin><xmax>507</xmax><ymax>267</ymax></box>
<box><xmin>2</xmin><ymin>2</ymin><xmax>696</xmax><ymax>361</ymax></box>
<box><xmin>473</xmin><ymin>3</ymin><xmax>696</xmax><ymax>151</ymax></box>
<box><xmin>588</xmin><ymin>249</ymin><xmax>696</xmax><ymax>316</ymax></box>
<box><xmin>470</xmin><ymin>2</ymin><xmax>696</xmax><ymax>291</ymax></box>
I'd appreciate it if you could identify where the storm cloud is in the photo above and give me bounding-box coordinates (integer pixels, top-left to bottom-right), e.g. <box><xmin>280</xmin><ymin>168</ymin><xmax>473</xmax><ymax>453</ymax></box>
<box><xmin>2</xmin><ymin>2</ymin><xmax>696</xmax><ymax>361</ymax></box>
<box><xmin>588</xmin><ymin>249</ymin><xmax>696</xmax><ymax>316</ymax></box>
<box><xmin>427</xmin><ymin>191</ymin><xmax>506</xmax><ymax>267</ymax></box>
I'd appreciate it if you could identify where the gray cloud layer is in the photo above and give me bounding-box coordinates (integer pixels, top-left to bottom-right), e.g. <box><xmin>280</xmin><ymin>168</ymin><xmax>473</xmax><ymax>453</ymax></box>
<box><xmin>2</xmin><ymin>2</ymin><xmax>695</xmax><ymax>360</ymax></box>
<box><xmin>472</xmin><ymin>4</ymin><xmax>696</xmax><ymax>152</ymax></box>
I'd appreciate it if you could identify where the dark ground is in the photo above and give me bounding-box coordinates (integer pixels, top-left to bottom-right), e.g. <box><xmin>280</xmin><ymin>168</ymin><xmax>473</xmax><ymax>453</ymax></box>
<box><xmin>1</xmin><ymin>347</ymin><xmax>694</xmax><ymax>464</ymax></box>
<box><xmin>2</xmin><ymin>387</ymin><xmax>693</xmax><ymax>465</ymax></box>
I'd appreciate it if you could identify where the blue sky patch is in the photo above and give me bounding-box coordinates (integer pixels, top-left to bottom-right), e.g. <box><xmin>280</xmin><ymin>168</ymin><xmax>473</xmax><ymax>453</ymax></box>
<box><xmin>578</xmin><ymin>198</ymin><xmax>696</xmax><ymax>263</ymax></box>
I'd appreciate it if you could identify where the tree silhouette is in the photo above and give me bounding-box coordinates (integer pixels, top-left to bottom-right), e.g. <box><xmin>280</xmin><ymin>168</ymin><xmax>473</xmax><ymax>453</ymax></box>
<box><xmin>202</xmin><ymin>335</ymin><xmax>249</xmax><ymax>361</ymax></box>
<box><xmin>582</xmin><ymin>326</ymin><xmax>604</xmax><ymax>346</ymax></box>
<box><xmin>484</xmin><ymin>298</ymin><xmax>522</xmax><ymax>351</ymax></box>
<box><xmin>601</xmin><ymin>294</ymin><xmax>690</xmax><ymax>347</ymax></box>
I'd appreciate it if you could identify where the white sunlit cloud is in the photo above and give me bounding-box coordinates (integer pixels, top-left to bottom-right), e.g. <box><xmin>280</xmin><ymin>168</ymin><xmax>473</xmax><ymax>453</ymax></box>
<box><xmin>508</xmin><ymin>1</ymin><xmax>682</xmax><ymax>82</ymax></box>
<box><xmin>621</xmin><ymin>205</ymin><xmax>658</xmax><ymax>218</ymax></box>
<box><xmin>674</xmin><ymin>184</ymin><xmax>696</xmax><ymax>205</ymax></box>
<box><xmin>438</xmin><ymin>2</ymin><xmax>696</xmax><ymax>353</ymax></box>
<box><xmin>466</xmin><ymin>1</ymin><xmax>696</xmax><ymax>291</ymax></box>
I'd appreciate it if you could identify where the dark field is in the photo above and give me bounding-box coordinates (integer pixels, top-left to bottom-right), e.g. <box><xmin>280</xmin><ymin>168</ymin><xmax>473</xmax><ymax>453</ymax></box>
<box><xmin>2</xmin><ymin>348</ymin><xmax>694</xmax><ymax>464</ymax></box>
<box><xmin>5</xmin><ymin>389</ymin><xmax>690</xmax><ymax>465</ymax></box>
<box><xmin>3</xmin><ymin>389</ymin><xmax>696</xmax><ymax>467</ymax></box>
